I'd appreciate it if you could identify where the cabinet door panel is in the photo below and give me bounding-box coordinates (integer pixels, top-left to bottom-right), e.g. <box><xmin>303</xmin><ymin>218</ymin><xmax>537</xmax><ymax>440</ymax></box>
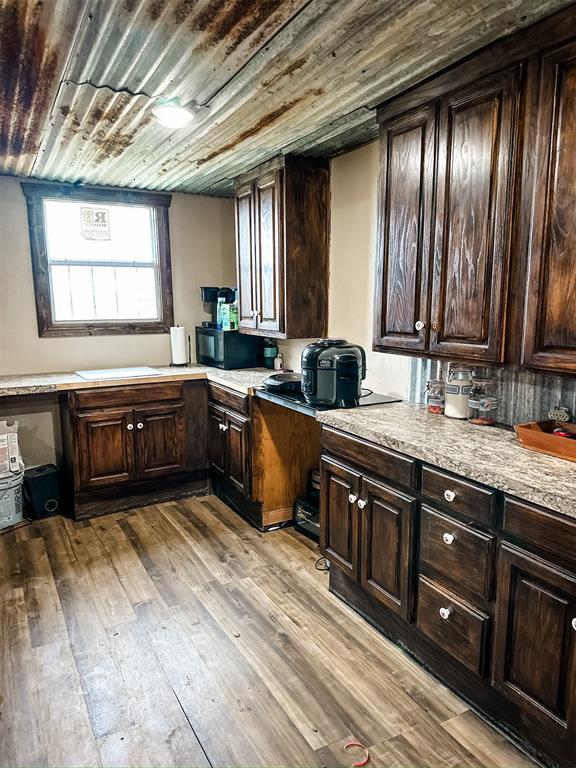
<box><xmin>226</xmin><ymin>411</ymin><xmax>250</xmax><ymax>497</ymax></box>
<box><xmin>235</xmin><ymin>184</ymin><xmax>257</xmax><ymax>330</ymax></box>
<box><xmin>523</xmin><ymin>42</ymin><xmax>576</xmax><ymax>372</ymax></box>
<box><xmin>77</xmin><ymin>408</ymin><xmax>135</xmax><ymax>489</ymax></box>
<box><xmin>360</xmin><ymin>477</ymin><xmax>416</xmax><ymax>619</ymax></box>
<box><xmin>493</xmin><ymin>544</ymin><xmax>576</xmax><ymax>748</ymax></box>
<box><xmin>208</xmin><ymin>403</ymin><xmax>227</xmax><ymax>475</ymax></box>
<box><xmin>430</xmin><ymin>68</ymin><xmax>518</xmax><ymax>361</ymax></box>
<box><xmin>255</xmin><ymin>171</ymin><xmax>283</xmax><ymax>334</ymax></box>
<box><xmin>374</xmin><ymin>105</ymin><xmax>435</xmax><ymax>351</ymax></box>
<box><xmin>134</xmin><ymin>403</ymin><xmax>186</xmax><ymax>480</ymax></box>
<box><xmin>320</xmin><ymin>458</ymin><xmax>361</xmax><ymax>580</ymax></box>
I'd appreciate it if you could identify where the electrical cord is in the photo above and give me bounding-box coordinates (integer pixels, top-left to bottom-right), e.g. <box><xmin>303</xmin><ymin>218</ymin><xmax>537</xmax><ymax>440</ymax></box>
<box><xmin>315</xmin><ymin>557</ymin><xmax>329</xmax><ymax>571</ymax></box>
<box><xmin>360</xmin><ymin>388</ymin><xmax>373</xmax><ymax>397</ymax></box>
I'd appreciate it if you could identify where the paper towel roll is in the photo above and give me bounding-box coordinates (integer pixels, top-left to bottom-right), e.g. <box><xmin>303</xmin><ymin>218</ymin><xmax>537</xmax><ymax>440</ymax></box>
<box><xmin>170</xmin><ymin>326</ymin><xmax>188</xmax><ymax>365</ymax></box>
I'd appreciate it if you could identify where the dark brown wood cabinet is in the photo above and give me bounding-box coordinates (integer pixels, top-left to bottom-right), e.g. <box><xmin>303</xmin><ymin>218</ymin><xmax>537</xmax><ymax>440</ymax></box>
<box><xmin>429</xmin><ymin>68</ymin><xmax>518</xmax><ymax>362</ymax></box>
<box><xmin>321</xmin><ymin>425</ymin><xmax>576</xmax><ymax>766</ymax></box>
<box><xmin>374</xmin><ymin>104</ymin><xmax>436</xmax><ymax>352</ymax></box>
<box><xmin>61</xmin><ymin>381</ymin><xmax>208</xmax><ymax>519</ymax></box>
<box><xmin>522</xmin><ymin>40</ymin><xmax>576</xmax><ymax>373</ymax></box>
<box><xmin>360</xmin><ymin>477</ymin><xmax>416</xmax><ymax>619</ymax></box>
<box><xmin>134</xmin><ymin>402</ymin><xmax>187</xmax><ymax>480</ymax></box>
<box><xmin>319</xmin><ymin>457</ymin><xmax>361</xmax><ymax>580</ymax></box>
<box><xmin>208</xmin><ymin>403</ymin><xmax>227</xmax><ymax>475</ymax></box>
<box><xmin>225</xmin><ymin>411</ymin><xmax>250</xmax><ymax>497</ymax></box>
<box><xmin>373</xmin><ymin>10</ymin><xmax>576</xmax><ymax>374</ymax></box>
<box><xmin>375</xmin><ymin>68</ymin><xmax>518</xmax><ymax>363</ymax></box>
<box><xmin>234</xmin><ymin>155</ymin><xmax>329</xmax><ymax>340</ymax></box>
<box><xmin>492</xmin><ymin>543</ymin><xmax>576</xmax><ymax>752</ymax></box>
<box><xmin>77</xmin><ymin>407</ymin><xmax>135</xmax><ymax>489</ymax></box>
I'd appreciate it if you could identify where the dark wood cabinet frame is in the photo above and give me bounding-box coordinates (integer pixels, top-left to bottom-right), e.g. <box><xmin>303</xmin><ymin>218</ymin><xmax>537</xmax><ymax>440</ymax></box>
<box><xmin>20</xmin><ymin>181</ymin><xmax>174</xmax><ymax>337</ymax></box>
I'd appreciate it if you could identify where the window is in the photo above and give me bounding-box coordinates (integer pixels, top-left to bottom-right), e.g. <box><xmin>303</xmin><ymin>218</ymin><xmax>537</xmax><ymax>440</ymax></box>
<box><xmin>21</xmin><ymin>182</ymin><xmax>174</xmax><ymax>336</ymax></box>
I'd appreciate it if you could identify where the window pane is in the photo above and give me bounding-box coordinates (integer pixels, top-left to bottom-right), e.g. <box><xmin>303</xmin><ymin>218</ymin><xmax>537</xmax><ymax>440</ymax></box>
<box><xmin>44</xmin><ymin>199</ymin><xmax>156</xmax><ymax>264</ymax></box>
<box><xmin>50</xmin><ymin>265</ymin><xmax>159</xmax><ymax>322</ymax></box>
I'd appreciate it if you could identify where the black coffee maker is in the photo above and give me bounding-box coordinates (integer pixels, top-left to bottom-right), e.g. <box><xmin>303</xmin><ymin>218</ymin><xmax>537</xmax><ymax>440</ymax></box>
<box><xmin>301</xmin><ymin>339</ymin><xmax>366</xmax><ymax>408</ymax></box>
<box><xmin>200</xmin><ymin>286</ymin><xmax>235</xmax><ymax>328</ymax></box>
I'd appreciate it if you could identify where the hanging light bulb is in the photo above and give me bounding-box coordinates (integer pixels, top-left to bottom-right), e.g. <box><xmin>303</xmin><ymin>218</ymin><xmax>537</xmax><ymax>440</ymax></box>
<box><xmin>151</xmin><ymin>97</ymin><xmax>194</xmax><ymax>128</ymax></box>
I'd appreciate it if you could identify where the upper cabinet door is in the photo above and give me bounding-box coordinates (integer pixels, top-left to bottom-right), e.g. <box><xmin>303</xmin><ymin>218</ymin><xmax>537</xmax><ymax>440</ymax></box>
<box><xmin>374</xmin><ymin>104</ymin><xmax>436</xmax><ymax>352</ymax></box>
<box><xmin>235</xmin><ymin>184</ymin><xmax>257</xmax><ymax>330</ymax></box>
<box><xmin>522</xmin><ymin>42</ymin><xmax>576</xmax><ymax>373</ymax></box>
<box><xmin>254</xmin><ymin>171</ymin><xmax>284</xmax><ymax>334</ymax></box>
<box><xmin>429</xmin><ymin>68</ymin><xmax>519</xmax><ymax>362</ymax></box>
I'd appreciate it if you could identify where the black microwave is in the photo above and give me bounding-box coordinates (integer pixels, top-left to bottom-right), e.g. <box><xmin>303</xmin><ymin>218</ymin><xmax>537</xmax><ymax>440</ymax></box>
<box><xmin>195</xmin><ymin>327</ymin><xmax>264</xmax><ymax>370</ymax></box>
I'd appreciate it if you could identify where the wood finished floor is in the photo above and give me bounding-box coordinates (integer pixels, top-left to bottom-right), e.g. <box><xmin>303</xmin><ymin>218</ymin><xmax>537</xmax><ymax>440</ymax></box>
<box><xmin>0</xmin><ymin>496</ymin><xmax>538</xmax><ymax>768</ymax></box>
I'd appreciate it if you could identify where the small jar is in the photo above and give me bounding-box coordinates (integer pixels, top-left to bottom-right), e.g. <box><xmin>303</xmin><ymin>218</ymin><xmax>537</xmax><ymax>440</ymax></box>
<box><xmin>445</xmin><ymin>365</ymin><xmax>473</xmax><ymax>419</ymax></box>
<box><xmin>468</xmin><ymin>376</ymin><xmax>499</xmax><ymax>426</ymax></box>
<box><xmin>425</xmin><ymin>378</ymin><xmax>445</xmax><ymax>415</ymax></box>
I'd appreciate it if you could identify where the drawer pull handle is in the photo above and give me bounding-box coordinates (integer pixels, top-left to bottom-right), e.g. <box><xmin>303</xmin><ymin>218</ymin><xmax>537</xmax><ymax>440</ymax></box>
<box><xmin>357</xmin><ymin>499</ymin><xmax>367</xmax><ymax>509</ymax></box>
<box><xmin>444</xmin><ymin>489</ymin><xmax>456</xmax><ymax>503</ymax></box>
<box><xmin>572</xmin><ymin>618</ymin><xmax>576</xmax><ymax>631</ymax></box>
<box><xmin>439</xmin><ymin>607</ymin><xmax>452</xmax><ymax>620</ymax></box>
<box><xmin>442</xmin><ymin>532</ymin><xmax>455</xmax><ymax>545</ymax></box>
<box><xmin>136</xmin><ymin>422</ymin><xmax>144</xmax><ymax>430</ymax></box>
<box><xmin>348</xmin><ymin>494</ymin><xmax>358</xmax><ymax>504</ymax></box>
<box><xmin>126</xmin><ymin>423</ymin><xmax>134</xmax><ymax>431</ymax></box>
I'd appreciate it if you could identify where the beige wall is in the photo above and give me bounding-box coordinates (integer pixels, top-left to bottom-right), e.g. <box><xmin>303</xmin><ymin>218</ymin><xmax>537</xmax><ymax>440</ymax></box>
<box><xmin>0</xmin><ymin>175</ymin><xmax>236</xmax><ymax>466</ymax></box>
<box><xmin>279</xmin><ymin>141</ymin><xmax>410</xmax><ymax>399</ymax></box>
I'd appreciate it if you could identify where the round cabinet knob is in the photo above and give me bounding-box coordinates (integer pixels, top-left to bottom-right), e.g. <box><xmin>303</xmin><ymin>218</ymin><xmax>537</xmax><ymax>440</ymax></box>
<box><xmin>572</xmin><ymin>618</ymin><xmax>576</xmax><ymax>631</ymax></box>
<box><xmin>136</xmin><ymin>423</ymin><xmax>144</xmax><ymax>430</ymax></box>
<box><xmin>439</xmin><ymin>607</ymin><xmax>452</xmax><ymax>620</ymax></box>
<box><xmin>348</xmin><ymin>494</ymin><xmax>358</xmax><ymax>504</ymax></box>
<box><xmin>222</xmin><ymin>425</ymin><xmax>229</xmax><ymax>432</ymax></box>
<box><xmin>126</xmin><ymin>423</ymin><xmax>134</xmax><ymax>431</ymax></box>
<box><xmin>442</xmin><ymin>532</ymin><xmax>455</xmax><ymax>545</ymax></box>
<box><xmin>415</xmin><ymin>320</ymin><xmax>426</xmax><ymax>331</ymax></box>
<box><xmin>357</xmin><ymin>499</ymin><xmax>367</xmax><ymax>509</ymax></box>
<box><xmin>444</xmin><ymin>489</ymin><xmax>456</xmax><ymax>503</ymax></box>
<box><xmin>218</xmin><ymin>423</ymin><xmax>224</xmax><ymax>430</ymax></box>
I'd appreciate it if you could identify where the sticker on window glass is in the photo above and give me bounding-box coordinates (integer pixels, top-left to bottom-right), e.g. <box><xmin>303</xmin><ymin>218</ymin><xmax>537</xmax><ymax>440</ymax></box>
<box><xmin>80</xmin><ymin>206</ymin><xmax>111</xmax><ymax>240</ymax></box>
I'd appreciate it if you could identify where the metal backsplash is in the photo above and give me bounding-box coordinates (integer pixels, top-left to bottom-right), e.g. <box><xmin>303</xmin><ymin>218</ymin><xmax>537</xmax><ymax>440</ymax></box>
<box><xmin>407</xmin><ymin>358</ymin><xmax>576</xmax><ymax>426</ymax></box>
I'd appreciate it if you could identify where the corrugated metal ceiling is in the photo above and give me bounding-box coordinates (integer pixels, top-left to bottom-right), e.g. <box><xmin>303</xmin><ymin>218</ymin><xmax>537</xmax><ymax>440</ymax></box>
<box><xmin>0</xmin><ymin>0</ymin><xmax>572</xmax><ymax>196</ymax></box>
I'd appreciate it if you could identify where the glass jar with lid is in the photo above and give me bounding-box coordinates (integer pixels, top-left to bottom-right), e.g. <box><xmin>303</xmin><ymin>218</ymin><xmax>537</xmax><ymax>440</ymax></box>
<box><xmin>424</xmin><ymin>378</ymin><xmax>445</xmax><ymax>415</ymax></box>
<box><xmin>445</xmin><ymin>364</ymin><xmax>473</xmax><ymax>419</ymax></box>
<box><xmin>468</xmin><ymin>376</ymin><xmax>499</xmax><ymax>426</ymax></box>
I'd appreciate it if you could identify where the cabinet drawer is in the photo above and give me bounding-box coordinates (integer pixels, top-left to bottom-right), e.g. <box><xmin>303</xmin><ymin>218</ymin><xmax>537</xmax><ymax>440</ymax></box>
<box><xmin>421</xmin><ymin>466</ymin><xmax>497</xmax><ymax>526</ymax></box>
<box><xmin>503</xmin><ymin>498</ymin><xmax>576</xmax><ymax>569</ymax></box>
<box><xmin>208</xmin><ymin>383</ymin><xmax>249</xmax><ymax>415</ymax></box>
<box><xmin>420</xmin><ymin>507</ymin><xmax>495</xmax><ymax>602</ymax></box>
<box><xmin>416</xmin><ymin>576</ymin><xmax>490</xmax><ymax>675</ymax></box>
<box><xmin>321</xmin><ymin>427</ymin><xmax>416</xmax><ymax>489</ymax></box>
<box><xmin>75</xmin><ymin>383</ymin><xmax>183</xmax><ymax>410</ymax></box>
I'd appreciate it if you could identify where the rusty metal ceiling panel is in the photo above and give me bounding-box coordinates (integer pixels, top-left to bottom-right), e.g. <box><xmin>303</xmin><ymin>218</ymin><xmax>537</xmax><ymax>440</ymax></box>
<box><xmin>1</xmin><ymin>0</ymin><xmax>573</xmax><ymax>196</ymax></box>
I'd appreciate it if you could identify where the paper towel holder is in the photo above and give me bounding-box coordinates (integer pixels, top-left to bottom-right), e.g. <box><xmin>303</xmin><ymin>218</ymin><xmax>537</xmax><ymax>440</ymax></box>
<box><xmin>170</xmin><ymin>325</ymin><xmax>191</xmax><ymax>367</ymax></box>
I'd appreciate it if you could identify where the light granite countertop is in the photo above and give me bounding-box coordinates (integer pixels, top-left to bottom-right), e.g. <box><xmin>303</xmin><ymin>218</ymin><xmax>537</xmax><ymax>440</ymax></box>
<box><xmin>316</xmin><ymin>402</ymin><xmax>576</xmax><ymax>519</ymax></box>
<box><xmin>0</xmin><ymin>366</ymin><xmax>271</xmax><ymax>397</ymax></box>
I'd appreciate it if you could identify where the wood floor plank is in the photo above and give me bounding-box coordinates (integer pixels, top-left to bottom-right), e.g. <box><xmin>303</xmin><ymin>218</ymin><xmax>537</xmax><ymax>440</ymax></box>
<box><xmin>90</xmin><ymin>513</ymin><xmax>163</xmax><ymax>607</ymax></box>
<box><xmin>441</xmin><ymin>710</ymin><xmax>537</xmax><ymax>768</ymax></box>
<box><xmin>17</xmin><ymin>535</ymin><xmax>68</xmax><ymax>648</ymax></box>
<box><xmin>0</xmin><ymin>497</ymin><xmax>540</xmax><ymax>768</ymax></box>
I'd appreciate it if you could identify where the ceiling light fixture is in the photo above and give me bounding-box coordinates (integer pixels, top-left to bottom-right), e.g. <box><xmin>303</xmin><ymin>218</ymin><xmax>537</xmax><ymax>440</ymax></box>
<box><xmin>151</xmin><ymin>97</ymin><xmax>194</xmax><ymax>128</ymax></box>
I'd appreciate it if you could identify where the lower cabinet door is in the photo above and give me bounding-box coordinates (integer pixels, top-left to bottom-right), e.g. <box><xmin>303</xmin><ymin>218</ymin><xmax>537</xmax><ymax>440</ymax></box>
<box><xmin>320</xmin><ymin>458</ymin><xmax>361</xmax><ymax>580</ymax></box>
<box><xmin>134</xmin><ymin>402</ymin><xmax>187</xmax><ymax>480</ymax></box>
<box><xmin>360</xmin><ymin>477</ymin><xmax>416</xmax><ymax>619</ymax></box>
<box><xmin>208</xmin><ymin>403</ymin><xmax>227</xmax><ymax>475</ymax></box>
<box><xmin>492</xmin><ymin>543</ymin><xmax>576</xmax><ymax>752</ymax></box>
<box><xmin>77</xmin><ymin>408</ymin><xmax>135</xmax><ymax>489</ymax></box>
<box><xmin>226</xmin><ymin>411</ymin><xmax>251</xmax><ymax>497</ymax></box>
